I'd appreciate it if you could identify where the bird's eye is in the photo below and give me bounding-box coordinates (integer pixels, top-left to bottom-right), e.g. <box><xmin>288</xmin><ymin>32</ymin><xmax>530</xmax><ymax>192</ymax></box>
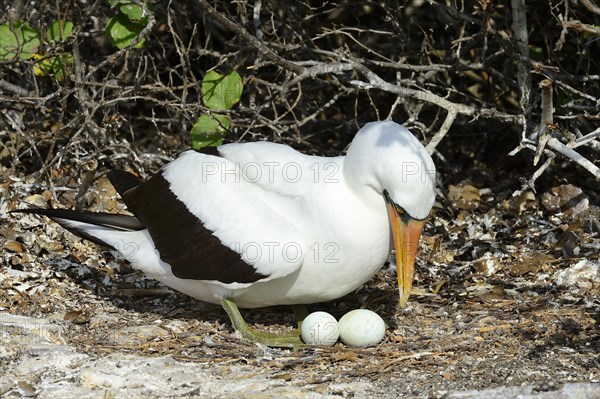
<box><xmin>384</xmin><ymin>189</ymin><xmax>406</xmax><ymax>214</ymax></box>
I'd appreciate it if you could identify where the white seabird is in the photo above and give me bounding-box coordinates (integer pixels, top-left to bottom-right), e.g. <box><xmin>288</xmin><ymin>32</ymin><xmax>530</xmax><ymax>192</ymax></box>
<box><xmin>15</xmin><ymin>121</ymin><xmax>436</xmax><ymax>346</ymax></box>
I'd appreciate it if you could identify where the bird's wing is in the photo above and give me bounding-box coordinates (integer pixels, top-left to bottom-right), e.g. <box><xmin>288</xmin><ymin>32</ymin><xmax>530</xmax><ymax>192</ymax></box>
<box><xmin>106</xmin><ymin>170</ymin><xmax>143</xmax><ymax>196</ymax></box>
<box><xmin>119</xmin><ymin>150</ymin><xmax>306</xmax><ymax>285</ymax></box>
<box><xmin>217</xmin><ymin>141</ymin><xmax>344</xmax><ymax>197</ymax></box>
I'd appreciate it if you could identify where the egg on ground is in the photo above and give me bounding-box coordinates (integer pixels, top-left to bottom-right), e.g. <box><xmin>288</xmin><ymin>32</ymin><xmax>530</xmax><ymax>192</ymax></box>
<box><xmin>300</xmin><ymin>311</ymin><xmax>339</xmax><ymax>346</ymax></box>
<box><xmin>338</xmin><ymin>309</ymin><xmax>386</xmax><ymax>347</ymax></box>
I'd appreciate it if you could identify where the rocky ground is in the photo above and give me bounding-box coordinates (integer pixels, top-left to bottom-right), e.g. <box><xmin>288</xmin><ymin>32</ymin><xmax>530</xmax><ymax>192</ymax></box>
<box><xmin>1</xmin><ymin>162</ymin><xmax>599</xmax><ymax>398</ymax></box>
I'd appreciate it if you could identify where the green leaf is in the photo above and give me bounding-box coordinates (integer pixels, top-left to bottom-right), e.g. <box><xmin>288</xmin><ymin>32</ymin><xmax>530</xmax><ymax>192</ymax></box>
<box><xmin>119</xmin><ymin>2</ymin><xmax>145</xmax><ymax>22</ymax></box>
<box><xmin>105</xmin><ymin>0</ymin><xmax>149</xmax><ymax>24</ymax></box>
<box><xmin>106</xmin><ymin>0</ymin><xmax>122</xmax><ymax>8</ymax></box>
<box><xmin>14</xmin><ymin>22</ymin><xmax>40</xmax><ymax>59</ymax></box>
<box><xmin>105</xmin><ymin>13</ymin><xmax>147</xmax><ymax>49</ymax></box>
<box><xmin>201</xmin><ymin>70</ymin><xmax>243</xmax><ymax>110</ymax></box>
<box><xmin>190</xmin><ymin>114</ymin><xmax>230</xmax><ymax>149</ymax></box>
<box><xmin>0</xmin><ymin>22</ymin><xmax>40</xmax><ymax>60</ymax></box>
<box><xmin>106</xmin><ymin>0</ymin><xmax>145</xmax><ymax>13</ymax></box>
<box><xmin>0</xmin><ymin>24</ymin><xmax>18</xmax><ymax>60</ymax></box>
<box><xmin>47</xmin><ymin>20</ymin><xmax>73</xmax><ymax>42</ymax></box>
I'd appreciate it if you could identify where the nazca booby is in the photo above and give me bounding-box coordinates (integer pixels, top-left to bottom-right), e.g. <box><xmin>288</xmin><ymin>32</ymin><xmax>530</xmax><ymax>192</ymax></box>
<box><xmin>15</xmin><ymin>121</ymin><xmax>436</xmax><ymax>347</ymax></box>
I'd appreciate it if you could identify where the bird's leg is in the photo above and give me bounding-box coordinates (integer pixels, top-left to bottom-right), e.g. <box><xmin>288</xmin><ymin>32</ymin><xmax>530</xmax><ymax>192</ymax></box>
<box><xmin>219</xmin><ymin>297</ymin><xmax>304</xmax><ymax>349</ymax></box>
<box><xmin>291</xmin><ymin>304</ymin><xmax>309</xmax><ymax>330</ymax></box>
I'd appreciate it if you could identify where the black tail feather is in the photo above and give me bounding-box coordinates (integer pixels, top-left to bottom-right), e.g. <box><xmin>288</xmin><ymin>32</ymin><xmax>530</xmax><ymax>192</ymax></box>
<box><xmin>11</xmin><ymin>208</ymin><xmax>145</xmax><ymax>231</ymax></box>
<box><xmin>11</xmin><ymin>207</ymin><xmax>145</xmax><ymax>249</ymax></box>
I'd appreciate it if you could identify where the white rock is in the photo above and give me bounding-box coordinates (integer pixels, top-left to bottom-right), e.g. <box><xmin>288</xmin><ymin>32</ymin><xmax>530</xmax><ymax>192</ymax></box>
<box><xmin>554</xmin><ymin>259</ymin><xmax>600</xmax><ymax>289</ymax></box>
<box><xmin>301</xmin><ymin>311</ymin><xmax>339</xmax><ymax>346</ymax></box>
<box><xmin>338</xmin><ymin>309</ymin><xmax>386</xmax><ymax>347</ymax></box>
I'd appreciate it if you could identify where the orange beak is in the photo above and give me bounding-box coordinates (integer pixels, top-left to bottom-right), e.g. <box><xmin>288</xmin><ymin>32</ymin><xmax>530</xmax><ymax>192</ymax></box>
<box><xmin>386</xmin><ymin>200</ymin><xmax>425</xmax><ymax>307</ymax></box>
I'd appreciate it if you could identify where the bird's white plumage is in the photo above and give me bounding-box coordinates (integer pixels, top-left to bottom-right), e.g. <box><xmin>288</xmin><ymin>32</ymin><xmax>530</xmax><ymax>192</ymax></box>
<box><xmin>57</xmin><ymin>121</ymin><xmax>436</xmax><ymax>308</ymax></box>
<box><xmin>162</xmin><ymin>151</ymin><xmax>306</xmax><ymax>281</ymax></box>
<box><xmin>217</xmin><ymin>141</ymin><xmax>345</xmax><ymax>197</ymax></box>
<box><xmin>344</xmin><ymin>121</ymin><xmax>436</xmax><ymax>220</ymax></box>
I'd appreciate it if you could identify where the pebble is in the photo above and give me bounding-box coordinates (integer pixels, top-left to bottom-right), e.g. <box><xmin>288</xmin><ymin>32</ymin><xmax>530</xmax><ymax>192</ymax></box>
<box><xmin>554</xmin><ymin>259</ymin><xmax>599</xmax><ymax>290</ymax></box>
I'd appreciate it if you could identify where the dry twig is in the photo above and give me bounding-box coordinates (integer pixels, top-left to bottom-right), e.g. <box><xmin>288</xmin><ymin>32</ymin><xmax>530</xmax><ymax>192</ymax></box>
<box><xmin>0</xmin><ymin>0</ymin><xmax>598</xmax><ymax>186</ymax></box>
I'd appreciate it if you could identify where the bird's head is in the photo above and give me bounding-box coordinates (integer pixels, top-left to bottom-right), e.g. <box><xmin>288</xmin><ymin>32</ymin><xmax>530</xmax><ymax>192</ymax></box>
<box><xmin>345</xmin><ymin>121</ymin><xmax>436</xmax><ymax>306</ymax></box>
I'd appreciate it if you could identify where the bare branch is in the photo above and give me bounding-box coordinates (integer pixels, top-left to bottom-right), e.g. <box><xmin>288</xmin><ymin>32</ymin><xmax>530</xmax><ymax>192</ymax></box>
<box><xmin>563</xmin><ymin>20</ymin><xmax>600</xmax><ymax>36</ymax></box>
<box><xmin>570</xmin><ymin>128</ymin><xmax>600</xmax><ymax>149</ymax></box>
<box><xmin>546</xmin><ymin>138</ymin><xmax>600</xmax><ymax>178</ymax></box>
<box><xmin>252</xmin><ymin>0</ymin><xmax>263</xmax><ymax>42</ymax></box>
<box><xmin>2</xmin><ymin>0</ymin><xmax>598</xmax><ymax>188</ymax></box>
<box><xmin>426</xmin><ymin>109</ymin><xmax>457</xmax><ymax>155</ymax></box>
<box><xmin>349</xmin><ymin>60</ymin><xmax>521</xmax><ymax>124</ymax></box>
<box><xmin>511</xmin><ymin>0</ymin><xmax>532</xmax><ymax>115</ymax></box>
<box><xmin>196</xmin><ymin>0</ymin><xmax>305</xmax><ymax>75</ymax></box>
<box><xmin>534</xmin><ymin>79</ymin><xmax>554</xmax><ymax>165</ymax></box>
<box><xmin>529</xmin><ymin>151</ymin><xmax>555</xmax><ymax>190</ymax></box>
<box><xmin>0</xmin><ymin>79</ymin><xmax>32</xmax><ymax>96</ymax></box>
<box><xmin>580</xmin><ymin>0</ymin><xmax>600</xmax><ymax>15</ymax></box>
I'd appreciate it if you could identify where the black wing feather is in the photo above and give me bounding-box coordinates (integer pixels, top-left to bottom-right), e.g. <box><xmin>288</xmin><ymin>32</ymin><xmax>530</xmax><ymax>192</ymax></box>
<box><xmin>119</xmin><ymin>173</ymin><xmax>267</xmax><ymax>284</ymax></box>
<box><xmin>107</xmin><ymin>170</ymin><xmax>143</xmax><ymax>197</ymax></box>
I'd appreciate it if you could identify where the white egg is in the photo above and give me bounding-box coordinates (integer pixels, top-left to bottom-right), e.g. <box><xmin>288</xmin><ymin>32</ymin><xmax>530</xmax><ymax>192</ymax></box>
<box><xmin>338</xmin><ymin>309</ymin><xmax>386</xmax><ymax>347</ymax></box>
<box><xmin>301</xmin><ymin>311</ymin><xmax>339</xmax><ymax>346</ymax></box>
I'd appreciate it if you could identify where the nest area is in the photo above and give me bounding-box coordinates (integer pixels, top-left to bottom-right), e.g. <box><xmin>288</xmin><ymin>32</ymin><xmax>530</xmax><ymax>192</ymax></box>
<box><xmin>1</xmin><ymin>1</ymin><xmax>599</xmax><ymax>396</ymax></box>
